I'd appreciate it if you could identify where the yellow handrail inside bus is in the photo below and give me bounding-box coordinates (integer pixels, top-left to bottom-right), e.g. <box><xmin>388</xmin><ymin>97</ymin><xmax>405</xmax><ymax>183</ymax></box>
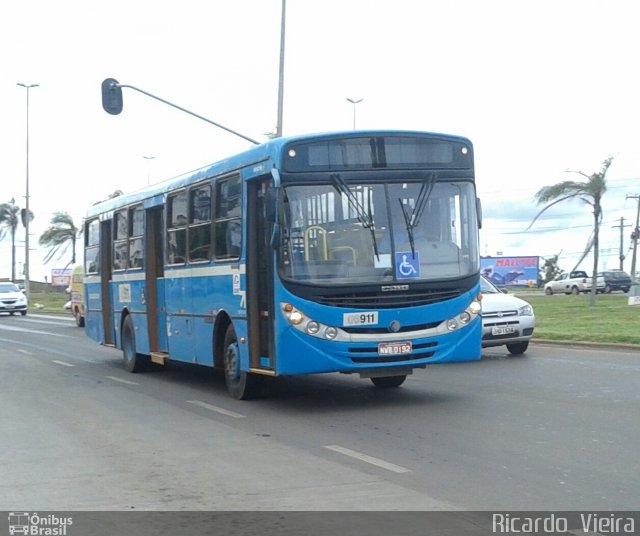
<box><xmin>304</xmin><ymin>226</ymin><xmax>328</xmax><ymax>261</ymax></box>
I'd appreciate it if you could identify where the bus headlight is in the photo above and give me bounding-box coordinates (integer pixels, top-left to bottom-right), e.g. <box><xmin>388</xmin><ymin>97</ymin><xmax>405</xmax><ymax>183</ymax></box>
<box><xmin>281</xmin><ymin>303</ymin><xmax>343</xmax><ymax>341</ymax></box>
<box><xmin>442</xmin><ymin>299</ymin><xmax>481</xmax><ymax>333</ymax></box>
<box><xmin>289</xmin><ymin>311</ymin><xmax>304</xmax><ymax>325</ymax></box>
<box><xmin>324</xmin><ymin>326</ymin><xmax>338</xmax><ymax>340</ymax></box>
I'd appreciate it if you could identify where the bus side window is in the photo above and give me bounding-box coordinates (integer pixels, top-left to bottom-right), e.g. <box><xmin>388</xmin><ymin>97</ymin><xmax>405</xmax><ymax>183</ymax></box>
<box><xmin>113</xmin><ymin>209</ymin><xmax>128</xmax><ymax>270</ymax></box>
<box><xmin>128</xmin><ymin>205</ymin><xmax>144</xmax><ymax>269</ymax></box>
<box><xmin>85</xmin><ymin>219</ymin><xmax>100</xmax><ymax>273</ymax></box>
<box><xmin>188</xmin><ymin>184</ymin><xmax>212</xmax><ymax>262</ymax></box>
<box><xmin>167</xmin><ymin>191</ymin><xmax>187</xmax><ymax>264</ymax></box>
<box><xmin>214</xmin><ymin>175</ymin><xmax>242</xmax><ymax>260</ymax></box>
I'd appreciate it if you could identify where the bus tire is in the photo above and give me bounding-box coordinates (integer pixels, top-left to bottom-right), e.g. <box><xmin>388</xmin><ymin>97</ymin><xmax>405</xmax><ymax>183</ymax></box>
<box><xmin>223</xmin><ymin>325</ymin><xmax>262</xmax><ymax>400</ymax></box>
<box><xmin>122</xmin><ymin>315</ymin><xmax>148</xmax><ymax>373</ymax></box>
<box><xmin>370</xmin><ymin>375</ymin><xmax>407</xmax><ymax>388</ymax></box>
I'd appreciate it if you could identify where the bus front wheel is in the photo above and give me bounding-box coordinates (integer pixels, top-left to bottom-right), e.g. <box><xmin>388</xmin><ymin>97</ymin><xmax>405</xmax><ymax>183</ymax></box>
<box><xmin>370</xmin><ymin>375</ymin><xmax>407</xmax><ymax>388</ymax></box>
<box><xmin>223</xmin><ymin>325</ymin><xmax>262</xmax><ymax>400</ymax></box>
<box><xmin>122</xmin><ymin>315</ymin><xmax>148</xmax><ymax>373</ymax></box>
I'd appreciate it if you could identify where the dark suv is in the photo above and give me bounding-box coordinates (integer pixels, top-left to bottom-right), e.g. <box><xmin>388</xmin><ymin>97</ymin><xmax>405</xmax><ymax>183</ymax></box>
<box><xmin>597</xmin><ymin>270</ymin><xmax>632</xmax><ymax>293</ymax></box>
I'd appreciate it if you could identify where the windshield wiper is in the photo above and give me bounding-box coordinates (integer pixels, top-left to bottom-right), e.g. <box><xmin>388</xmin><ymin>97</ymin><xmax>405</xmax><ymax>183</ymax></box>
<box><xmin>397</xmin><ymin>174</ymin><xmax>436</xmax><ymax>259</ymax></box>
<box><xmin>331</xmin><ymin>173</ymin><xmax>379</xmax><ymax>260</ymax></box>
<box><xmin>398</xmin><ymin>199</ymin><xmax>416</xmax><ymax>258</ymax></box>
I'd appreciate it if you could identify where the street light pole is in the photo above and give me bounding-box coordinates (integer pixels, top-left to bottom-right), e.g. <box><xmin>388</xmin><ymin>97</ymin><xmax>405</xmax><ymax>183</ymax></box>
<box><xmin>627</xmin><ymin>194</ymin><xmax>640</xmax><ymax>284</ymax></box>
<box><xmin>275</xmin><ymin>0</ymin><xmax>286</xmax><ymax>138</ymax></box>
<box><xmin>346</xmin><ymin>98</ymin><xmax>363</xmax><ymax>130</ymax></box>
<box><xmin>143</xmin><ymin>155</ymin><xmax>156</xmax><ymax>185</ymax></box>
<box><xmin>17</xmin><ymin>82</ymin><xmax>39</xmax><ymax>300</ymax></box>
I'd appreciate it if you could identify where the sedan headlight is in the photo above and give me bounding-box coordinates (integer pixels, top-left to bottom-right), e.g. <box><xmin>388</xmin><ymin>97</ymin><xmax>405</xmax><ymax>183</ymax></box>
<box><xmin>518</xmin><ymin>304</ymin><xmax>533</xmax><ymax>316</ymax></box>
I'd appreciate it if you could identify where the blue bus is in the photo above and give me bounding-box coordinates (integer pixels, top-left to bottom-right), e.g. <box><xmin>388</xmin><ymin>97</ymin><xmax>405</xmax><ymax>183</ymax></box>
<box><xmin>83</xmin><ymin>130</ymin><xmax>482</xmax><ymax>399</ymax></box>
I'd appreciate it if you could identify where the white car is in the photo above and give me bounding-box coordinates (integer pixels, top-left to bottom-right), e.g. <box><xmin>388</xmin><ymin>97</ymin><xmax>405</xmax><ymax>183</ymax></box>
<box><xmin>480</xmin><ymin>276</ymin><xmax>535</xmax><ymax>355</ymax></box>
<box><xmin>0</xmin><ymin>282</ymin><xmax>28</xmax><ymax>316</ymax></box>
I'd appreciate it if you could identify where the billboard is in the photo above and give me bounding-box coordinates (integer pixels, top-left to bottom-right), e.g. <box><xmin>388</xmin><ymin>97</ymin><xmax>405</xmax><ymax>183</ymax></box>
<box><xmin>51</xmin><ymin>268</ymin><xmax>73</xmax><ymax>288</ymax></box>
<box><xmin>480</xmin><ymin>256</ymin><xmax>539</xmax><ymax>287</ymax></box>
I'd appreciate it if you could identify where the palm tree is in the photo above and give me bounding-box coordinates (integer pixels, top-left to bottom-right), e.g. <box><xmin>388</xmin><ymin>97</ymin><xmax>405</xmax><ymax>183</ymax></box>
<box><xmin>527</xmin><ymin>156</ymin><xmax>613</xmax><ymax>306</ymax></box>
<box><xmin>39</xmin><ymin>212</ymin><xmax>79</xmax><ymax>266</ymax></box>
<box><xmin>0</xmin><ymin>199</ymin><xmax>21</xmax><ymax>281</ymax></box>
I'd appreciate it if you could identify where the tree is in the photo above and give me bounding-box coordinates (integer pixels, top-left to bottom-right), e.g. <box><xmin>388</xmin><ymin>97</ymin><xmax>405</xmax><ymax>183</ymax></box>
<box><xmin>538</xmin><ymin>254</ymin><xmax>563</xmax><ymax>286</ymax></box>
<box><xmin>527</xmin><ymin>156</ymin><xmax>613</xmax><ymax>306</ymax></box>
<box><xmin>0</xmin><ymin>199</ymin><xmax>20</xmax><ymax>281</ymax></box>
<box><xmin>39</xmin><ymin>212</ymin><xmax>79</xmax><ymax>266</ymax></box>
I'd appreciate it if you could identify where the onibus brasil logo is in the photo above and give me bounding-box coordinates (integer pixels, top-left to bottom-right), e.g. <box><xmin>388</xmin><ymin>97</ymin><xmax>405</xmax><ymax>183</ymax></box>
<box><xmin>8</xmin><ymin>513</ymin><xmax>73</xmax><ymax>536</ymax></box>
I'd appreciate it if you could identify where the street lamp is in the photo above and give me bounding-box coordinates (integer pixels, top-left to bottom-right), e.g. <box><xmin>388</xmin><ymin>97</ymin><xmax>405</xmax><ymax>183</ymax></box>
<box><xmin>143</xmin><ymin>155</ymin><xmax>156</xmax><ymax>185</ymax></box>
<box><xmin>17</xmin><ymin>82</ymin><xmax>39</xmax><ymax>300</ymax></box>
<box><xmin>346</xmin><ymin>98</ymin><xmax>363</xmax><ymax>130</ymax></box>
<box><xmin>275</xmin><ymin>0</ymin><xmax>286</xmax><ymax>138</ymax></box>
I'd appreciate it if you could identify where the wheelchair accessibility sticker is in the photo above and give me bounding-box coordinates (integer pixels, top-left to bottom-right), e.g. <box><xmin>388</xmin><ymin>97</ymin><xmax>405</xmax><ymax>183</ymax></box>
<box><xmin>395</xmin><ymin>252</ymin><xmax>420</xmax><ymax>279</ymax></box>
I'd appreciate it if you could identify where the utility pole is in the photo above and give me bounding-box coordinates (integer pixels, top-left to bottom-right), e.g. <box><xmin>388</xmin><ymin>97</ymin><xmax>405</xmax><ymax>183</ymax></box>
<box><xmin>627</xmin><ymin>194</ymin><xmax>640</xmax><ymax>284</ymax></box>
<box><xmin>612</xmin><ymin>217</ymin><xmax>631</xmax><ymax>271</ymax></box>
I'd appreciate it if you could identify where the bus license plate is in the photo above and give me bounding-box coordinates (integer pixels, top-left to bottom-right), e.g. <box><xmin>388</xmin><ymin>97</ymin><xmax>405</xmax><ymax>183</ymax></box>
<box><xmin>378</xmin><ymin>341</ymin><xmax>412</xmax><ymax>356</ymax></box>
<box><xmin>492</xmin><ymin>326</ymin><xmax>515</xmax><ymax>336</ymax></box>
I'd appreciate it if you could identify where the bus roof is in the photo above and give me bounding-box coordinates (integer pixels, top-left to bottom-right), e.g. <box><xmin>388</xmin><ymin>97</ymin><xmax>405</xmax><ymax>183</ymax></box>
<box><xmin>85</xmin><ymin>129</ymin><xmax>472</xmax><ymax>218</ymax></box>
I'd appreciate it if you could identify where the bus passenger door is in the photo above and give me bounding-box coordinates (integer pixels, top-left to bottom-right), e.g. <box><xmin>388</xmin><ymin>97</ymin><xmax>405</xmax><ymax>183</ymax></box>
<box><xmin>246</xmin><ymin>178</ymin><xmax>275</xmax><ymax>372</ymax></box>
<box><xmin>99</xmin><ymin>220</ymin><xmax>114</xmax><ymax>345</ymax></box>
<box><xmin>145</xmin><ymin>205</ymin><xmax>167</xmax><ymax>353</ymax></box>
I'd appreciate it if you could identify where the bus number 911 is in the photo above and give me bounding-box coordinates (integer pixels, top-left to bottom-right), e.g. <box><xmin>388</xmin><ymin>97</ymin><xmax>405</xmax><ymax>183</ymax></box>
<box><xmin>343</xmin><ymin>312</ymin><xmax>379</xmax><ymax>326</ymax></box>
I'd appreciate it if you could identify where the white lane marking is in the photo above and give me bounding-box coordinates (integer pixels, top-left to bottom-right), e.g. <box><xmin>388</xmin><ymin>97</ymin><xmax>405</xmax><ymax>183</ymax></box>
<box><xmin>105</xmin><ymin>375</ymin><xmax>140</xmax><ymax>386</ymax></box>
<box><xmin>20</xmin><ymin>316</ymin><xmax>74</xmax><ymax>325</ymax></box>
<box><xmin>17</xmin><ymin>349</ymin><xmax>33</xmax><ymax>355</ymax></box>
<box><xmin>52</xmin><ymin>360</ymin><xmax>75</xmax><ymax>367</ymax></box>
<box><xmin>324</xmin><ymin>444</ymin><xmax>411</xmax><ymax>473</ymax></box>
<box><xmin>186</xmin><ymin>400</ymin><xmax>246</xmax><ymax>419</ymax></box>
<box><xmin>0</xmin><ymin>324</ymin><xmax>72</xmax><ymax>337</ymax></box>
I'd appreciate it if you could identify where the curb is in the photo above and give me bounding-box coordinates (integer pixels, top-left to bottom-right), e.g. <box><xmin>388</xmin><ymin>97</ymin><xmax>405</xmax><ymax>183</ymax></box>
<box><xmin>532</xmin><ymin>338</ymin><xmax>640</xmax><ymax>351</ymax></box>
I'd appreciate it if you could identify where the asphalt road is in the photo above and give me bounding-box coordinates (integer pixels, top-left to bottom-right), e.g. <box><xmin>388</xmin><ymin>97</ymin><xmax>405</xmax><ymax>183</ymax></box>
<box><xmin>1</xmin><ymin>313</ymin><xmax>638</xmax><ymax>512</ymax></box>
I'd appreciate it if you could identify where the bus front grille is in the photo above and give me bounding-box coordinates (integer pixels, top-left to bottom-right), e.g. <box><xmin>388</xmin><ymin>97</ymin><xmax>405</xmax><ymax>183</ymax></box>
<box><xmin>313</xmin><ymin>288</ymin><xmax>461</xmax><ymax>309</ymax></box>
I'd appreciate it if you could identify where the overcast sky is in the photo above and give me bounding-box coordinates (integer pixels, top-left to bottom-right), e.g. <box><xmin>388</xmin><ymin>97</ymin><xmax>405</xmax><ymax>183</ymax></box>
<box><xmin>2</xmin><ymin>0</ymin><xmax>639</xmax><ymax>283</ymax></box>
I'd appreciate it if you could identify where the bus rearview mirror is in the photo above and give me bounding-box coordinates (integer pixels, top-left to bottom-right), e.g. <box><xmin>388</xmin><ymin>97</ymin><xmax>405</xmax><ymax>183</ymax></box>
<box><xmin>102</xmin><ymin>78</ymin><xmax>123</xmax><ymax>115</ymax></box>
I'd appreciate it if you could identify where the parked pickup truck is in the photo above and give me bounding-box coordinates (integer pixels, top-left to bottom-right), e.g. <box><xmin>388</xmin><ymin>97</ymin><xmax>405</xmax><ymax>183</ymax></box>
<box><xmin>544</xmin><ymin>270</ymin><xmax>605</xmax><ymax>295</ymax></box>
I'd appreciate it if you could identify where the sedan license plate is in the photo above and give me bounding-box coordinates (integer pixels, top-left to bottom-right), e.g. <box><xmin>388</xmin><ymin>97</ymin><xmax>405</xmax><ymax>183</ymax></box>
<box><xmin>378</xmin><ymin>341</ymin><xmax>412</xmax><ymax>356</ymax></box>
<box><xmin>492</xmin><ymin>326</ymin><xmax>516</xmax><ymax>336</ymax></box>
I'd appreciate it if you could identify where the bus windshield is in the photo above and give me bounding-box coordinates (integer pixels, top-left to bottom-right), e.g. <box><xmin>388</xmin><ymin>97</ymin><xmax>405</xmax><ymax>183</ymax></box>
<box><xmin>279</xmin><ymin>179</ymin><xmax>479</xmax><ymax>285</ymax></box>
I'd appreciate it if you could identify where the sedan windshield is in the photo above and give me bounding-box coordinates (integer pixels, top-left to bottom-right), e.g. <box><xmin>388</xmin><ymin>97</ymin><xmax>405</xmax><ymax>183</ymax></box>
<box><xmin>0</xmin><ymin>283</ymin><xmax>20</xmax><ymax>293</ymax></box>
<box><xmin>279</xmin><ymin>180</ymin><xmax>479</xmax><ymax>284</ymax></box>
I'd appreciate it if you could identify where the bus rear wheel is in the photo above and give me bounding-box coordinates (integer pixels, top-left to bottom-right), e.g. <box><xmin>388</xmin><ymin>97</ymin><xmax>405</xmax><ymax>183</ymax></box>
<box><xmin>370</xmin><ymin>375</ymin><xmax>407</xmax><ymax>388</ymax></box>
<box><xmin>122</xmin><ymin>315</ymin><xmax>148</xmax><ymax>373</ymax></box>
<box><xmin>223</xmin><ymin>325</ymin><xmax>263</xmax><ymax>400</ymax></box>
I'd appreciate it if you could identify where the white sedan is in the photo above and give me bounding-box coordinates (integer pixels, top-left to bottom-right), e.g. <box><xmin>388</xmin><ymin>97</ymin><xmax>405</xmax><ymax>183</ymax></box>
<box><xmin>0</xmin><ymin>282</ymin><xmax>28</xmax><ymax>316</ymax></box>
<box><xmin>480</xmin><ymin>276</ymin><xmax>535</xmax><ymax>355</ymax></box>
